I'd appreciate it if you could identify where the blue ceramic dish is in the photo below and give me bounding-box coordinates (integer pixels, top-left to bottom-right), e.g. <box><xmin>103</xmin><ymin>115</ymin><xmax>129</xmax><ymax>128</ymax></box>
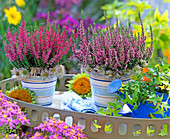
<box><xmin>126</xmin><ymin>91</ymin><xmax>170</xmax><ymax>118</ymax></box>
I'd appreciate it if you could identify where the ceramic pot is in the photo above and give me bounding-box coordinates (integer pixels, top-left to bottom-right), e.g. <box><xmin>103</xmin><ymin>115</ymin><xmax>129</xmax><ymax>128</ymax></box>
<box><xmin>89</xmin><ymin>74</ymin><xmax>132</xmax><ymax>107</ymax></box>
<box><xmin>21</xmin><ymin>76</ymin><xmax>57</xmax><ymax>106</ymax></box>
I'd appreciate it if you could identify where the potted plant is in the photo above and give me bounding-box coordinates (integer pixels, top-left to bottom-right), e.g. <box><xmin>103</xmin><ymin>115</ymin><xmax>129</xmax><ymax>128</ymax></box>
<box><xmin>72</xmin><ymin>14</ymin><xmax>153</xmax><ymax>107</ymax></box>
<box><xmin>3</xmin><ymin>18</ymin><xmax>76</xmax><ymax>106</ymax></box>
<box><xmin>119</xmin><ymin>67</ymin><xmax>170</xmax><ymax>118</ymax></box>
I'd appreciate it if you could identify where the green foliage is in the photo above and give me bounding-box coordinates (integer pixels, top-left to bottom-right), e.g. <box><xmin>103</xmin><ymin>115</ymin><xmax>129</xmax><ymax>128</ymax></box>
<box><xmin>78</xmin><ymin>0</ymin><xmax>113</xmax><ymax>22</ymax></box>
<box><xmin>159</xmin><ymin>124</ymin><xmax>168</xmax><ymax>136</ymax></box>
<box><xmin>119</xmin><ymin>59</ymin><xmax>170</xmax><ymax>114</ymax></box>
<box><xmin>133</xmin><ymin>124</ymin><xmax>168</xmax><ymax>136</ymax></box>
<box><xmin>96</xmin><ymin>99</ymin><xmax>122</xmax><ymax>117</ymax></box>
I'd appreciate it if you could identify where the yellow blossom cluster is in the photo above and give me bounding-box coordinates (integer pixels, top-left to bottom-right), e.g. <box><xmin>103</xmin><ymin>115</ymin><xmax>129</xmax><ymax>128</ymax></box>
<box><xmin>72</xmin><ymin>77</ymin><xmax>91</xmax><ymax>95</ymax></box>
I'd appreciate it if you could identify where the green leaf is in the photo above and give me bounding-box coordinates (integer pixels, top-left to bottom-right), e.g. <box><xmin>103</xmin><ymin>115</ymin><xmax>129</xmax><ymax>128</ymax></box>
<box><xmin>132</xmin><ymin>75</ymin><xmax>137</xmax><ymax>80</ymax></box>
<box><xmin>159</xmin><ymin>124</ymin><xmax>168</xmax><ymax>136</ymax></box>
<box><xmin>96</xmin><ymin>108</ymin><xmax>109</xmax><ymax>115</ymax></box>
<box><xmin>105</xmin><ymin>124</ymin><xmax>112</xmax><ymax>132</ymax></box>
<box><xmin>160</xmin><ymin>34</ymin><xmax>170</xmax><ymax>42</ymax></box>
<box><xmin>147</xmin><ymin>95</ymin><xmax>158</xmax><ymax>105</ymax></box>
<box><xmin>93</xmin><ymin>122</ymin><xmax>102</xmax><ymax>129</ymax></box>
<box><xmin>121</xmin><ymin>92</ymin><xmax>134</xmax><ymax>105</ymax></box>
<box><xmin>154</xmin><ymin>8</ymin><xmax>161</xmax><ymax>22</ymax></box>
<box><xmin>161</xmin><ymin>10</ymin><xmax>169</xmax><ymax>22</ymax></box>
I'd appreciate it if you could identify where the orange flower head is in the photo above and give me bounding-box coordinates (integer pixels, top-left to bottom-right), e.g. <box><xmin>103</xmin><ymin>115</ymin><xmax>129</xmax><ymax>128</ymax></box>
<box><xmin>72</xmin><ymin>77</ymin><xmax>91</xmax><ymax>95</ymax></box>
<box><xmin>132</xmin><ymin>29</ymin><xmax>137</xmax><ymax>34</ymax></box>
<box><xmin>168</xmin><ymin>56</ymin><xmax>170</xmax><ymax>65</ymax></box>
<box><xmin>160</xmin><ymin>29</ymin><xmax>165</xmax><ymax>35</ymax></box>
<box><xmin>164</xmin><ymin>48</ymin><xmax>170</xmax><ymax>58</ymax></box>
<box><xmin>141</xmin><ymin>76</ymin><xmax>151</xmax><ymax>83</ymax></box>
<box><xmin>142</xmin><ymin>67</ymin><xmax>149</xmax><ymax>73</ymax></box>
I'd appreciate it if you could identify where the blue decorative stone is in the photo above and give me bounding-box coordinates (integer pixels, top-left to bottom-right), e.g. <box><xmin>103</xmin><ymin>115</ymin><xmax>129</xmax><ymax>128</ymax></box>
<box><xmin>107</xmin><ymin>79</ymin><xmax>122</xmax><ymax>94</ymax></box>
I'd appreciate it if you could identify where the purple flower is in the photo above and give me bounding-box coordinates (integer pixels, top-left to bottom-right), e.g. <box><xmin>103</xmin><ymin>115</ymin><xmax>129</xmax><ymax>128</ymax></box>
<box><xmin>56</xmin><ymin>15</ymin><xmax>79</xmax><ymax>35</ymax></box>
<box><xmin>30</xmin><ymin>118</ymin><xmax>87</xmax><ymax>139</ymax></box>
<box><xmin>55</xmin><ymin>0</ymin><xmax>81</xmax><ymax>10</ymax></box>
<box><xmin>0</xmin><ymin>92</ymin><xmax>30</xmax><ymax>136</ymax></box>
<box><xmin>34</xmin><ymin>12</ymin><xmax>57</xmax><ymax>21</ymax></box>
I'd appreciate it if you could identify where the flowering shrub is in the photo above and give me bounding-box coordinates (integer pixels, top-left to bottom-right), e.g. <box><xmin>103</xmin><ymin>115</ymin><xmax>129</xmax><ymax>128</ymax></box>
<box><xmin>3</xmin><ymin>17</ymin><xmax>77</xmax><ymax>79</ymax></box>
<box><xmin>0</xmin><ymin>92</ymin><xmax>30</xmax><ymax>138</ymax></box>
<box><xmin>72</xmin><ymin>15</ymin><xmax>153</xmax><ymax>78</ymax></box>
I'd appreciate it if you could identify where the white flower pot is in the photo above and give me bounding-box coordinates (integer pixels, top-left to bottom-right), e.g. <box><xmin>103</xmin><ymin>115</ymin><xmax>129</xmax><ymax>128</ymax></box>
<box><xmin>89</xmin><ymin>74</ymin><xmax>132</xmax><ymax>107</ymax></box>
<box><xmin>21</xmin><ymin>76</ymin><xmax>57</xmax><ymax>106</ymax></box>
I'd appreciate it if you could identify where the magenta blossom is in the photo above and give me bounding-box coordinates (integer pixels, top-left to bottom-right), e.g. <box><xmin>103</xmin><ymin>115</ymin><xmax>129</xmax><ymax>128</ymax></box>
<box><xmin>0</xmin><ymin>92</ymin><xmax>30</xmax><ymax>137</ymax></box>
<box><xmin>72</xmin><ymin>15</ymin><xmax>153</xmax><ymax>78</ymax></box>
<box><xmin>4</xmin><ymin>17</ymin><xmax>77</xmax><ymax>72</ymax></box>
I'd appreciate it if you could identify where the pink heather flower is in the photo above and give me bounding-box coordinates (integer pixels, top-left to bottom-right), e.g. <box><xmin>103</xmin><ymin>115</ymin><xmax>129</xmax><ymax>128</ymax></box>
<box><xmin>72</xmin><ymin>15</ymin><xmax>153</xmax><ymax>78</ymax></box>
<box><xmin>3</xmin><ymin>18</ymin><xmax>77</xmax><ymax>75</ymax></box>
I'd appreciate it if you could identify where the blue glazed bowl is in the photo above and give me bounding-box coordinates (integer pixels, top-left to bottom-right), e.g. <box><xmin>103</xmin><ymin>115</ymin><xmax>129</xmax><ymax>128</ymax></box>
<box><xmin>119</xmin><ymin>91</ymin><xmax>170</xmax><ymax>118</ymax></box>
<box><xmin>132</xmin><ymin>101</ymin><xmax>162</xmax><ymax>118</ymax></box>
<box><xmin>155</xmin><ymin>91</ymin><xmax>170</xmax><ymax>116</ymax></box>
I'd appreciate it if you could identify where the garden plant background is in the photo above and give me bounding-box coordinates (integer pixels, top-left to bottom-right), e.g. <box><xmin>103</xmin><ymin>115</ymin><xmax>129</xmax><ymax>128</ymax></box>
<box><xmin>0</xmin><ymin>0</ymin><xmax>170</xmax><ymax>81</ymax></box>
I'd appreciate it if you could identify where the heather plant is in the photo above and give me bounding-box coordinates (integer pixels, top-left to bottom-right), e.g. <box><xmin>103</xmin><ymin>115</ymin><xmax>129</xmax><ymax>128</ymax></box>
<box><xmin>101</xmin><ymin>0</ymin><xmax>170</xmax><ymax>66</ymax></box>
<box><xmin>3</xmin><ymin>17</ymin><xmax>77</xmax><ymax>79</ymax></box>
<box><xmin>72</xmin><ymin>14</ymin><xmax>153</xmax><ymax>78</ymax></box>
<box><xmin>0</xmin><ymin>92</ymin><xmax>30</xmax><ymax>138</ymax></box>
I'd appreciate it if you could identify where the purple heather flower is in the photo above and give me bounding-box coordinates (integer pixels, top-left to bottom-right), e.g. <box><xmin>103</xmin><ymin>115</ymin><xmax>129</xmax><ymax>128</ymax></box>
<box><xmin>55</xmin><ymin>0</ymin><xmax>81</xmax><ymax>10</ymax></box>
<box><xmin>72</xmin><ymin>17</ymin><xmax>153</xmax><ymax>77</ymax></box>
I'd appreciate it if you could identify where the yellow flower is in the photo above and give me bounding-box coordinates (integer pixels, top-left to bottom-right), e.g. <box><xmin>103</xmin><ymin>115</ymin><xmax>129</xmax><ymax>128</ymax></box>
<box><xmin>15</xmin><ymin>0</ymin><xmax>26</xmax><ymax>7</ymax></box>
<box><xmin>6</xmin><ymin>86</ymin><xmax>36</xmax><ymax>104</ymax></box>
<box><xmin>4</xmin><ymin>6</ymin><xmax>21</xmax><ymax>26</ymax></box>
<box><xmin>155</xmin><ymin>64</ymin><xmax>160</xmax><ymax>67</ymax></box>
<box><xmin>72</xmin><ymin>77</ymin><xmax>91</xmax><ymax>95</ymax></box>
<box><xmin>66</xmin><ymin>73</ymin><xmax>92</xmax><ymax>98</ymax></box>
